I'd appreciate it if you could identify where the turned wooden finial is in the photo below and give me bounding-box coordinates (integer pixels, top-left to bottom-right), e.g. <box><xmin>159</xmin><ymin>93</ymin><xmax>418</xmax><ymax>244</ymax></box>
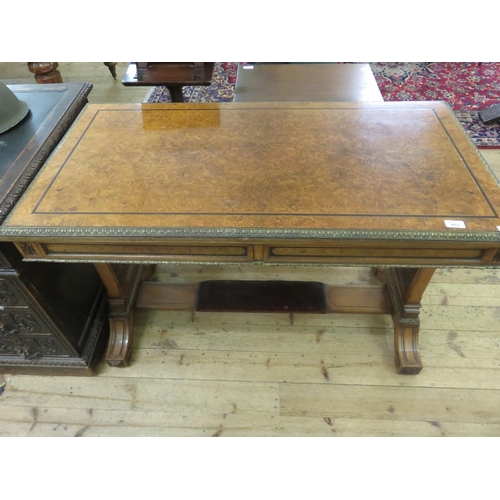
<box><xmin>27</xmin><ymin>62</ymin><xmax>63</xmax><ymax>84</ymax></box>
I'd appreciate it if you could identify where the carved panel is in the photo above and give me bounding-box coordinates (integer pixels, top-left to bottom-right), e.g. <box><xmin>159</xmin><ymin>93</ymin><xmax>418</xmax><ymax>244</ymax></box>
<box><xmin>0</xmin><ymin>336</ymin><xmax>66</xmax><ymax>359</ymax></box>
<box><xmin>0</xmin><ymin>312</ymin><xmax>45</xmax><ymax>337</ymax></box>
<box><xmin>0</xmin><ymin>280</ymin><xmax>26</xmax><ymax>307</ymax></box>
<box><xmin>18</xmin><ymin>242</ymin><xmax>37</xmax><ymax>256</ymax></box>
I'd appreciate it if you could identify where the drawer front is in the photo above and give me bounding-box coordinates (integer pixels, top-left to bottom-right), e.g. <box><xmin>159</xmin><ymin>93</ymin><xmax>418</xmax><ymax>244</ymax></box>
<box><xmin>265</xmin><ymin>245</ymin><xmax>487</xmax><ymax>265</ymax></box>
<box><xmin>43</xmin><ymin>243</ymin><xmax>254</xmax><ymax>263</ymax></box>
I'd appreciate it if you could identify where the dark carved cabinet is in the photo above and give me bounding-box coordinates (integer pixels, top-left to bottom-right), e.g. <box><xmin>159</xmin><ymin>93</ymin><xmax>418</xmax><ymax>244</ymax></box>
<box><xmin>0</xmin><ymin>82</ymin><xmax>108</xmax><ymax>374</ymax></box>
<box><xmin>0</xmin><ymin>243</ymin><xmax>107</xmax><ymax>374</ymax></box>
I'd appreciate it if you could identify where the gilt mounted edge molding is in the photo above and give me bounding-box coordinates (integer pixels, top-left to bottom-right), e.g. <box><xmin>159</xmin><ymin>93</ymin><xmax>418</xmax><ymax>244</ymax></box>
<box><xmin>2</xmin><ymin>226</ymin><xmax>500</xmax><ymax>242</ymax></box>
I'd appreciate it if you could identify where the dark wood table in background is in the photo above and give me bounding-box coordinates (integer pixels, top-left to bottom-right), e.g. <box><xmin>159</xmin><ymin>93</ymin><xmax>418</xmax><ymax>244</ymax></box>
<box><xmin>2</xmin><ymin>101</ymin><xmax>500</xmax><ymax>375</ymax></box>
<box><xmin>234</xmin><ymin>63</ymin><xmax>383</xmax><ymax>102</ymax></box>
<box><xmin>122</xmin><ymin>63</ymin><xmax>215</xmax><ymax>102</ymax></box>
<box><xmin>0</xmin><ymin>83</ymin><xmax>108</xmax><ymax>375</ymax></box>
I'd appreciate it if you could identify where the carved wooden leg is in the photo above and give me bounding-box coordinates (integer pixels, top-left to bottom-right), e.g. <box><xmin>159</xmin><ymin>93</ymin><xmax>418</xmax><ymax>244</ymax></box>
<box><xmin>393</xmin><ymin>318</ymin><xmax>422</xmax><ymax>374</ymax></box>
<box><xmin>104</xmin><ymin>62</ymin><xmax>117</xmax><ymax>78</ymax></box>
<box><xmin>94</xmin><ymin>263</ymin><xmax>144</xmax><ymax>367</ymax></box>
<box><xmin>386</xmin><ymin>268</ymin><xmax>435</xmax><ymax>374</ymax></box>
<box><xmin>107</xmin><ymin>313</ymin><xmax>135</xmax><ymax>367</ymax></box>
<box><xmin>27</xmin><ymin>62</ymin><xmax>62</xmax><ymax>83</ymax></box>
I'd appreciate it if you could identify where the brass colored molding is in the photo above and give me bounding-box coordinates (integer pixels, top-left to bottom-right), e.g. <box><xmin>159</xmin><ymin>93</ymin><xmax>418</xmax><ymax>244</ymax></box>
<box><xmin>2</xmin><ymin>226</ymin><xmax>500</xmax><ymax>242</ymax></box>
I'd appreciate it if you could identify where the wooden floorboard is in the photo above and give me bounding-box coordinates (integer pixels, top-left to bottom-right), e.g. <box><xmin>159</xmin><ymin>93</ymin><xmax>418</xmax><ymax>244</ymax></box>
<box><xmin>2</xmin><ymin>406</ymin><xmax>500</xmax><ymax>437</ymax></box>
<box><xmin>279</xmin><ymin>383</ymin><xmax>500</xmax><ymax>424</ymax></box>
<box><xmin>1</xmin><ymin>62</ymin><xmax>500</xmax><ymax>437</ymax></box>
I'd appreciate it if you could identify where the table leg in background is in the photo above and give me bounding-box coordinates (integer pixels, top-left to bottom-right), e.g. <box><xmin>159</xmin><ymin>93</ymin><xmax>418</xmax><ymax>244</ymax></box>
<box><xmin>104</xmin><ymin>62</ymin><xmax>117</xmax><ymax>78</ymax></box>
<box><xmin>166</xmin><ymin>85</ymin><xmax>185</xmax><ymax>102</ymax></box>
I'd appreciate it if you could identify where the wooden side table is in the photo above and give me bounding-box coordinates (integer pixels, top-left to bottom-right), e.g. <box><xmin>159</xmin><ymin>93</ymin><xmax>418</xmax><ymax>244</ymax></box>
<box><xmin>122</xmin><ymin>62</ymin><xmax>215</xmax><ymax>102</ymax></box>
<box><xmin>234</xmin><ymin>63</ymin><xmax>383</xmax><ymax>102</ymax></box>
<box><xmin>0</xmin><ymin>83</ymin><xmax>108</xmax><ymax>375</ymax></box>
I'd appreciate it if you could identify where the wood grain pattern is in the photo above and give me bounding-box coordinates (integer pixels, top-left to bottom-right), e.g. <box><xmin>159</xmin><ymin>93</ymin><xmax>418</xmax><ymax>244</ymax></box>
<box><xmin>135</xmin><ymin>283</ymin><xmax>197</xmax><ymax>310</ymax></box>
<box><xmin>279</xmin><ymin>383</ymin><xmax>500</xmax><ymax>423</ymax></box>
<box><xmin>3</xmin><ymin>102</ymin><xmax>500</xmax><ymax>235</ymax></box>
<box><xmin>2</xmin><ymin>405</ymin><xmax>499</xmax><ymax>437</ymax></box>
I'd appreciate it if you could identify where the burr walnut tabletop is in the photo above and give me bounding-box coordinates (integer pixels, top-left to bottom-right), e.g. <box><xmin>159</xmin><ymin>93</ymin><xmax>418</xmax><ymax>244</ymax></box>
<box><xmin>2</xmin><ymin>101</ymin><xmax>500</xmax><ymax>374</ymax></box>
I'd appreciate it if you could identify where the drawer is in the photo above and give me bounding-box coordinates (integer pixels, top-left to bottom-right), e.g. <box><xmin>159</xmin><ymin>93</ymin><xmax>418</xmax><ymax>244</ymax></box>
<box><xmin>41</xmin><ymin>243</ymin><xmax>254</xmax><ymax>263</ymax></box>
<box><xmin>265</xmin><ymin>245</ymin><xmax>488</xmax><ymax>265</ymax></box>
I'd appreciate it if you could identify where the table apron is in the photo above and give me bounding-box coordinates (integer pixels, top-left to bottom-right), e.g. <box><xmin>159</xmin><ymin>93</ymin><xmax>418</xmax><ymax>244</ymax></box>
<box><xmin>12</xmin><ymin>241</ymin><xmax>500</xmax><ymax>267</ymax></box>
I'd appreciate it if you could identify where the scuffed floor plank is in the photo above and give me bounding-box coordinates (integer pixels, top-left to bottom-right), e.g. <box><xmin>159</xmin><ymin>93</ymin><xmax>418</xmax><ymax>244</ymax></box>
<box><xmin>94</xmin><ymin>347</ymin><xmax>500</xmax><ymax>390</ymax></box>
<box><xmin>0</xmin><ymin>375</ymin><xmax>279</xmax><ymax>415</ymax></box>
<box><xmin>280</xmin><ymin>383</ymin><xmax>500</xmax><ymax>425</ymax></box>
<box><xmin>1</xmin><ymin>406</ymin><xmax>499</xmax><ymax>437</ymax></box>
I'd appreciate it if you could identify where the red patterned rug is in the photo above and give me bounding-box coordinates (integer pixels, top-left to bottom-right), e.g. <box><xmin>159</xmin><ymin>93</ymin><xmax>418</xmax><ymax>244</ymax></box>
<box><xmin>370</xmin><ymin>62</ymin><xmax>500</xmax><ymax>148</ymax></box>
<box><xmin>146</xmin><ymin>62</ymin><xmax>500</xmax><ymax>148</ymax></box>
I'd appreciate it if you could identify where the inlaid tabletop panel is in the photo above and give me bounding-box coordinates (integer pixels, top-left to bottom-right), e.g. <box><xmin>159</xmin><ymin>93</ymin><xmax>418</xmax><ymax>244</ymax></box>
<box><xmin>3</xmin><ymin>101</ymin><xmax>500</xmax><ymax>241</ymax></box>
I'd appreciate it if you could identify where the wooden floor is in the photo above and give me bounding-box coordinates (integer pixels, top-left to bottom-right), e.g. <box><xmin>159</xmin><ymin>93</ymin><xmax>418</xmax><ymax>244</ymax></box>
<box><xmin>1</xmin><ymin>62</ymin><xmax>500</xmax><ymax>437</ymax></box>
